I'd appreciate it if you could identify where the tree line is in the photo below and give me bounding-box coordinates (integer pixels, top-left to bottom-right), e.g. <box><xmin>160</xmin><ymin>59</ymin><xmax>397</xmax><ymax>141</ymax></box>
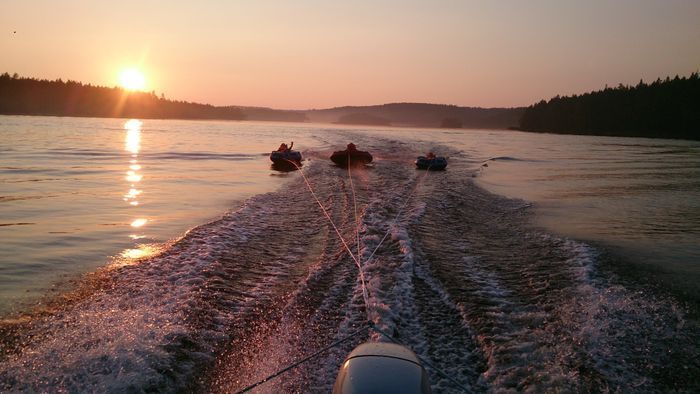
<box><xmin>4</xmin><ymin>71</ymin><xmax>698</xmax><ymax>139</ymax></box>
<box><xmin>0</xmin><ymin>73</ymin><xmax>245</xmax><ymax>120</ymax></box>
<box><xmin>519</xmin><ymin>72</ymin><xmax>700</xmax><ymax>140</ymax></box>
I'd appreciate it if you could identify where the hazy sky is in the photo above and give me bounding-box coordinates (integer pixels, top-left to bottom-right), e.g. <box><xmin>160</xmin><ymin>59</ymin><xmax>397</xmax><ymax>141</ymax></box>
<box><xmin>2</xmin><ymin>1</ymin><xmax>699</xmax><ymax>109</ymax></box>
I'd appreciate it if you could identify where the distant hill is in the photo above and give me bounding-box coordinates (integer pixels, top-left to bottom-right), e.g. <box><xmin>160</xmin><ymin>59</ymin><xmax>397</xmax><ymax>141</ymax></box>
<box><xmin>308</xmin><ymin>103</ymin><xmax>524</xmax><ymax>129</ymax></box>
<box><xmin>335</xmin><ymin>113</ymin><xmax>391</xmax><ymax>126</ymax></box>
<box><xmin>519</xmin><ymin>73</ymin><xmax>700</xmax><ymax>140</ymax></box>
<box><xmin>236</xmin><ymin>106</ymin><xmax>307</xmax><ymax>122</ymax></box>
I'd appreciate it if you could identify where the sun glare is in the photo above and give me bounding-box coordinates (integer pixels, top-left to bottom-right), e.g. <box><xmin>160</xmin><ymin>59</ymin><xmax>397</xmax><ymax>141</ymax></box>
<box><xmin>119</xmin><ymin>68</ymin><xmax>146</xmax><ymax>91</ymax></box>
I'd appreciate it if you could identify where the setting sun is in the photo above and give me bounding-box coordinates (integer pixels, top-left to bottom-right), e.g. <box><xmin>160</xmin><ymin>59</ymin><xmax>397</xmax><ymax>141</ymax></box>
<box><xmin>118</xmin><ymin>68</ymin><xmax>146</xmax><ymax>91</ymax></box>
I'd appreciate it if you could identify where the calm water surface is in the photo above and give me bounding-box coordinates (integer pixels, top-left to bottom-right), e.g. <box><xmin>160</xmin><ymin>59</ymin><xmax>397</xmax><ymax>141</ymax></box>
<box><xmin>0</xmin><ymin>117</ymin><xmax>324</xmax><ymax>312</ymax></box>
<box><xmin>0</xmin><ymin>116</ymin><xmax>698</xmax><ymax>392</ymax></box>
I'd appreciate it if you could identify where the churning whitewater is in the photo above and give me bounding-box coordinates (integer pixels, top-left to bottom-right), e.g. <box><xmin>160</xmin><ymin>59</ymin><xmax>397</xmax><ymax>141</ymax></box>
<box><xmin>1</xmin><ymin>134</ymin><xmax>698</xmax><ymax>392</ymax></box>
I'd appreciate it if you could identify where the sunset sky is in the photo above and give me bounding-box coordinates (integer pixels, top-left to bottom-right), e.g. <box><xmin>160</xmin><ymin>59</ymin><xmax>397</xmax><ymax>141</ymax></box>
<box><xmin>2</xmin><ymin>1</ymin><xmax>699</xmax><ymax>109</ymax></box>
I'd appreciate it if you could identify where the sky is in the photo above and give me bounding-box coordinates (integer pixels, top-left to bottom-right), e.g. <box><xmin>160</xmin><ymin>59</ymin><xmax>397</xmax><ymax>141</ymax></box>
<box><xmin>2</xmin><ymin>0</ymin><xmax>699</xmax><ymax>109</ymax></box>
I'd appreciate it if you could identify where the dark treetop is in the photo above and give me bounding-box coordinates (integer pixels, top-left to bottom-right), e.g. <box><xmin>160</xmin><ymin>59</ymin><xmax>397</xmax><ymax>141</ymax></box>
<box><xmin>519</xmin><ymin>73</ymin><xmax>700</xmax><ymax>141</ymax></box>
<box><xmin>0</xmin><ymin>73</ymin><xmax>246</xmax><ymax>120</ymax></box>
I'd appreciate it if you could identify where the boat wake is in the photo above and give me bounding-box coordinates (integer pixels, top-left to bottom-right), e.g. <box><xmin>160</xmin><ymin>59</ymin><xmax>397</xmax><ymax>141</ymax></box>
<box><xmin>1</xmin><ymin>134</ymin><xmax>698</xmax><ymax>392</ymax></box>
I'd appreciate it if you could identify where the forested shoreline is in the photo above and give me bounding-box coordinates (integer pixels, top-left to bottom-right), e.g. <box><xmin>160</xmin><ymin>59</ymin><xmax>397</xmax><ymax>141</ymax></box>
<box><xmin>0</xmin><ymin>73</ymin><xmax>246</xmax><ymax>120</ymax></box>
<box><xmin>3</xmin><ymin>72</ymin><xmax>699</xmax><ymax>140</ymax></box>
<box><xmin>519</xmin><ymin>73</ymin><xmax>700</xmax><ymax>140</ymax></box>
<box><xmin>0</xmin><ymin>73</ymin><xmax>521</xmax><ymax>128</ymax></box>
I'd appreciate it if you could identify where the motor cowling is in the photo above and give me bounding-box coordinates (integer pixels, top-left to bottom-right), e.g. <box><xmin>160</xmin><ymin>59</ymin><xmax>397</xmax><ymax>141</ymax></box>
<box><xmin>332</xmin><ymin>342</ymin><xmax>432</xmax><ymax>394</ymax></box>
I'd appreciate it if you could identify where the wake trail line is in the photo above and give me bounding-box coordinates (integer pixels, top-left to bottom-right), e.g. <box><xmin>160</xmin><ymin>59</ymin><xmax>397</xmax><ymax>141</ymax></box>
<box><xmin>287</xmin><ymin>159</ymin><xmax>370</xmax><ymax>315</ymax></box>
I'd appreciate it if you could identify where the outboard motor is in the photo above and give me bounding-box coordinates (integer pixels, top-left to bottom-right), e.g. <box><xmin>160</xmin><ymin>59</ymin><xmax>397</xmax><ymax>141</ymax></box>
<box><xmin>332</xmin><ymin>342</ymin><xmax>432</xmax><ymax>394</ymax></box>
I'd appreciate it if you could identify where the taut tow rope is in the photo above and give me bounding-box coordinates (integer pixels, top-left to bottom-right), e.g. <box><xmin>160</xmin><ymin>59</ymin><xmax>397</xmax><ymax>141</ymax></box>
<box><xmin>243</xmin><ymin>157</ymin><xmax>466</xmax><ymax>393</ymax></box>
<box><xmin>345</xmin><ymin>153</ymin><xmax>370</xmax><ymax>318</ymax></box>
<box><xmin>286</xmin><ymin>159</ymin><xmax>370</xmax><ymax>314</ymax></box>
<box><xmin>235</xmin><ymin>320</ymin><xmax>470</xmax><ymax>393</ymax></box>
<box><xmin>234</xmin><ymin>324</ymin><xmax>371</xmax><ymax>394</ymax></box>
<box><xmin>363</xmin><ymin>162</ymin><xmax>433</xmax><ymax>266</ymax></box>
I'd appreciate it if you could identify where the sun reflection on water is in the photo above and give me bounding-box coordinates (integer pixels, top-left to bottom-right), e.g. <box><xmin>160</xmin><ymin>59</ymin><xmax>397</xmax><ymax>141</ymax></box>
<box><xmin>126</xmin><ymin>172</ymin><xmax>142</xmax><ymax>182</ymax></box>
<box><xmin>123</xmin><ymin>119</ymin><xmax>143</xmax><ymax>206</ymax></box>
<box><xmin>130</xmin><ymin>218</ymin><xmax>148</xmax><ymax>227</ymax></box>
<box><xmin>125</xmin><ymin>120</ymin><xmax>141</xmax><ymax>154</ymax></box>
<box><xmin>122</xmin><ymin>119</ymin><xmax>152</xmax><ymax>263</ymax></box>
<box><xmin>112</xmin><ymin>244</ymin><xmax>163</xmax><ymax>268</ymax></box>
<box><xmin>121</xmin><ymin>244</ymin><xmax>160</xmax><ymax>260</ymax></box>
<box><xmin>125</xmin><ymin>188</ymin><xmax>141</xmax><ymax>199</ymax></box>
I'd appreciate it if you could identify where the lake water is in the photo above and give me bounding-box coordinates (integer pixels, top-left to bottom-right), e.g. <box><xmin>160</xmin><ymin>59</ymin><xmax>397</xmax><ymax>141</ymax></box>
<box><xmin>0</xmin><ymin>117</ymin><xmax>326</xmax><ymax>311</ymax></box>
<box><xmin>0</xmin><ymin>115</ymin><xmax>698</xmax><ymax>391</ymax></box>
